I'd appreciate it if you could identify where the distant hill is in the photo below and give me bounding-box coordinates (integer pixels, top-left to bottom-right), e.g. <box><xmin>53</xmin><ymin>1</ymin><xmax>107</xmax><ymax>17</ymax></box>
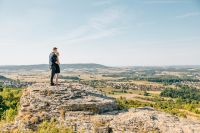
<box><xmin>0</xmin><ymin>63</ymin><xmax>109</xmax><ymax>71</ymax></box>
<box><xmin>0</xmin><ymin>75</ymin><xmax>10</xmax><ymax>81</ymax></box>
<box><xmin>62</xmin><ymin>63</ymin><xmax>108</xmax><ymax>69</ymax></box>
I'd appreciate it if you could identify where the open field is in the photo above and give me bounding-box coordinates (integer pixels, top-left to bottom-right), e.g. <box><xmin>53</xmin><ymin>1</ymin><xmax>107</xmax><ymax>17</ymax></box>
<box><xmin>1</xmin><ymin>64</ymin><xmax>200</xmax><ymax>120</ymax></box>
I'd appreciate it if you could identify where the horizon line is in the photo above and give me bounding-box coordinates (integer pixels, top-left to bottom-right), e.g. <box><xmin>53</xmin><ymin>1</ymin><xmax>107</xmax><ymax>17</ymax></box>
<box><xmin>0</xmin><ymin>63</ymin><xmax>200</xmax><ymax>68</ymax></box>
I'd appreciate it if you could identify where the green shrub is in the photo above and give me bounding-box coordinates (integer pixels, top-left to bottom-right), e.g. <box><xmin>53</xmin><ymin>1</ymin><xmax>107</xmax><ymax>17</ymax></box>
<box><xmin>3</xmin><ymin>108</ymin><xmax>18</xmax><ymax>121</ymax></box>
<box><xmin>116</xmin><ymin>97</ymin><xmax>200</xmax><ymax>118</ymax></box>
<box><xmin>144</xmin><ymin>91</ymin><xmax>150</xmax><ymax>96</ymax></box>
<box><xmin>116</xmin><ymin>97</ymin><xmax>152</xmax><ymax>110</ymax></box>
<box><xmin>0</xmin><ymin>88</ymin><xmax>22</xmax><ymax>121</ymax></box>
<box><xmin>37</xmin><ymin>119</ymin><xmax>73</xmax><ymax>133</ymax></box>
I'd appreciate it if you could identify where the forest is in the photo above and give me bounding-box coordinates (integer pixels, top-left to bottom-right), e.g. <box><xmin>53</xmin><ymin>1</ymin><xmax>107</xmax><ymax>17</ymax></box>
<box><xmin>160</xmin><ymin>86</ymin><xmax>200</xmax><ymax>102</ymax></box>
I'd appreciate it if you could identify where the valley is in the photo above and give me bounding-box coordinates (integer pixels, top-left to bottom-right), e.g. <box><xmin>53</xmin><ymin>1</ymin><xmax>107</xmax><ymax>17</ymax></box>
<box><xmin>0</xmin><ymin>64</ymin><xmax>200</xmax><ymax>132</ymax></box>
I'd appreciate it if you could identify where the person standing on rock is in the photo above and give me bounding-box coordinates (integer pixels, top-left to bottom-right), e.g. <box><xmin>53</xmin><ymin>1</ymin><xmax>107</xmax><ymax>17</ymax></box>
<box><xmin>49</xmin><ymin>47</ymin><xmax>60</xmax><ymax>86</ymax></box>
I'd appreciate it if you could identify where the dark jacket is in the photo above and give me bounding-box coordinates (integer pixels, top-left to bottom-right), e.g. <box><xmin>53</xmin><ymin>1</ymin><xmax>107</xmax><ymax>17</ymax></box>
<box><xmin>49</xmin><ymin>53</ymin><xmax>58</xmax><ymax>69</ymax></box>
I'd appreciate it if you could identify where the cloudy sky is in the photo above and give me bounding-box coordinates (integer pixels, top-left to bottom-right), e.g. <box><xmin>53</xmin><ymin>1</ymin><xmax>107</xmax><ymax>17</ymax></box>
<box><xmin>0</xmin><ymin>0</ymin><xmax>200</xmax><ymax>66</ymax></box>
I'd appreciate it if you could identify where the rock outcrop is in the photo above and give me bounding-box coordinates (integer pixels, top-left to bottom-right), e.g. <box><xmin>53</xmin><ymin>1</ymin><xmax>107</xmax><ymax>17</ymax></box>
<box><xmin>110</xmin><ymin>107</ymin><xmax>200</xmax><ymax>133</ymax></box>
<box><xmin>2</xmin><ymin>83</ymin><xmax>200</xmax><ymax>133</ymax></box>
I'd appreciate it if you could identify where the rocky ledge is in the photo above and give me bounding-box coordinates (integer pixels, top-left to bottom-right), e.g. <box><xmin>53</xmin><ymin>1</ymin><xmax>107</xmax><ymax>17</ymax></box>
<box><xmin>2</xmin><ymin>83</ymin><xmax>200</xmax><ymax>133</ymax></box>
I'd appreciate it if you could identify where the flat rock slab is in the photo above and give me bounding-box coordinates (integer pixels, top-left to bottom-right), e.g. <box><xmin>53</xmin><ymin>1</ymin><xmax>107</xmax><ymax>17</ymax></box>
<box><xmin>11</xmin><ymin>83</ymin><xmax>117</xmax><ymax>131</ymax></box>
<box><xmin>19</xmin><ymin>83</ymin><xmax>117</xmax><ymax>115</ymax></box>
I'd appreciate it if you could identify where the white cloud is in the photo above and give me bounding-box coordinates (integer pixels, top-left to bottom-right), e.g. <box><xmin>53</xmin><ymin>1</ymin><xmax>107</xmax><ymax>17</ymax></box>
<box><xmin>90</xmin><ymin>8</ymin><xmax>122</xmax><ymax>30</ymax></box>
<box><xmin>55</xmin><ymin>8</ymin><xmax>124</xmax><ymax>44</ymax></box>
<box><xmin>176</xmin><ymin>12</ymin><xmax>200</xmax><ymax>19</ymax></box>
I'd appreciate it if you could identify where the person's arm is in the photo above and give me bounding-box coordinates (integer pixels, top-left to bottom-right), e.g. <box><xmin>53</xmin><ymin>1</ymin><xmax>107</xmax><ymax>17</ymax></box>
<box><xmin>56</xmin><ymin>57</ymin><xmax>60</xmax><ymax>64</ymax></box>
<box><xmin>55</xmin><ymin>61</ymin><xmax>59</xmax><ymax>64</ymax></box>
<box><xmin>51</xmin><ymin>54</ymin><xmax>57</xmax><ymax>64</ymax></box>
<box><xmin>55</xmin><ymin>53</ymin><xmax>60</xmax><ymax>64</ymax></box>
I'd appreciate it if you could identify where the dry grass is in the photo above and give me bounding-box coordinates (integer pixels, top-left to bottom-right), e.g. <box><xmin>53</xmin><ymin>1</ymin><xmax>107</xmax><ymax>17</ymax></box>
<box><xmin>59</xmin><ymin>108</ymin><xmax>66</xmax><ymax>120</ymax></box>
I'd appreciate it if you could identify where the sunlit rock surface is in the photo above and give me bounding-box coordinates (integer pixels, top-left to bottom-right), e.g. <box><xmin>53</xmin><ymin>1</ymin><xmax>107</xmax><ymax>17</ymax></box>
<box><xmin>2</xmin><ymin>83</ymin><xmax>200</xmax><ymax>133</ymax></box>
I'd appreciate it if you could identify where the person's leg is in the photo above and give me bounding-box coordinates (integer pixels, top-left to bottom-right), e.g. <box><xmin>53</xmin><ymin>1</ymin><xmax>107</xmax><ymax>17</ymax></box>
<box><xmin>50</xmin><ymin>67</ymin><xmax>56</xmax><ymax>85</ymax></box>
<box><xmin>56</xmin><ymin>73</ymin><xmax>59</xmax><ymax>85</ymax></box>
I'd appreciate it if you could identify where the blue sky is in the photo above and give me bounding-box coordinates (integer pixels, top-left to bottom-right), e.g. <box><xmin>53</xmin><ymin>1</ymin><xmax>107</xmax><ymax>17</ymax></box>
<box><xmin>0</xmin><ymin>0</ymin><xmax>200</xmax><ymax>66</ymax></box>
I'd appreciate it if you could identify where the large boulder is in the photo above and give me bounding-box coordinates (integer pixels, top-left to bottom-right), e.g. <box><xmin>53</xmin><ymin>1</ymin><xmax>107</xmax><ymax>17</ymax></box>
<box><xmin>15</xmin><ymin>83</ymin><xmax>117</xmax><ymax>131</ymax></box>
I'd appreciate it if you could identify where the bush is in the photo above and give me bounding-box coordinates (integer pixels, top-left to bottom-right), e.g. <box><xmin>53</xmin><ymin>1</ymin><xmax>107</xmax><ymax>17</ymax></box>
<box><xmin>0</xmin><ymin>88</ymin><xmax>22</xmax><ymax>121</ymax></box>
<box><xmin>116</xmin><ymin>97</ymin><xmax>200</xmax><ymax>118</ymax></box>
<box><xmin>144</xmin><ymin>91</ymin><xmax>150</xmax><ymax>96</ymax></box>
<box><xmin>0</xmin><ymin>84</ymin><xmax>3</xmax><ymax>92</ymax></box>
<box><xmin>37</xmin><ymin>119</ymin><xmax>73</xmax><ymax>133</ymax></box>
<box><xmin>3</xmin><ymin>108</ymin><xmax>18</xmax><ymax>121</ymax></box>
<box><xmin>116</xmin><ymin>97</ymin><xmax>152</xmax><ymax>110</ymax></box>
